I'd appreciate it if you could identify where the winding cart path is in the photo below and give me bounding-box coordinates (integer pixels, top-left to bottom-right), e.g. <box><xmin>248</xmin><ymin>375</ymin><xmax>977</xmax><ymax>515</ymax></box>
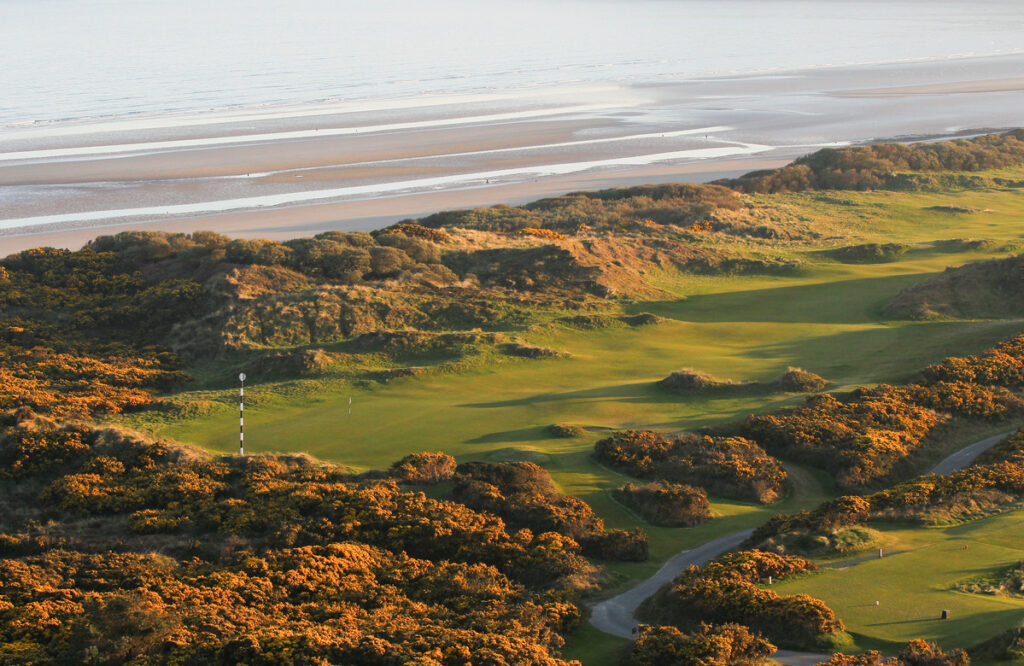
<box><xmin>588</xmin><ymin>431</ymin><xmax>1013</xmax><ymax>664</ymax></box>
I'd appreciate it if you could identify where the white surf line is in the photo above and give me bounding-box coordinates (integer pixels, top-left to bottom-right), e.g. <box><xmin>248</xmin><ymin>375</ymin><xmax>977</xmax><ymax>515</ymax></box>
<box><xmin>0</xmin><ymin>104</ymin><xmax>620</xmax><ymax>163</ymax></box>
<box><xmin>224</xmin><ymin>126</ymin><xmax>736</xmax><ymax>179</ymax></box>
<box><xmin>0</xmin><ymin>143</ymin><xmax>773</xmax><ymax>231</ymax></box>
<box><xmin>1</xmin><ymin>85</ymin><xmax>628</xmax><ymax>142</ymax></box>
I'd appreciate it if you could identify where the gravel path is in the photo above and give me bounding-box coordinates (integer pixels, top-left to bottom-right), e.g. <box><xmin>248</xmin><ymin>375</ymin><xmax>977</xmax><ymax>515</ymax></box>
<box><xmin>929</xmin><ymin>431</ymin><xmax>1012</xmax><ymax>476</ymax></box>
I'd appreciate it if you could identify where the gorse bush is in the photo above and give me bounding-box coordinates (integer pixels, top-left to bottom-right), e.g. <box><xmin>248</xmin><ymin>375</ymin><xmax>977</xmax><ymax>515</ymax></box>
<box><xmin>614</xmin><ymin>481</ymin><xmax>712</xmax><ymax>527</ymax></box>
<box><xmin>0</xmin><ymin>419</ymin><xmax>596</xmax><ymax>664</ymax></box>
<box><xmin>629</xmin><ymin>623</ymin><xmax>776</xmax><ymax>666</ymax></box>
<box><xmin>816</xmin><ymin>639</ymin><xmax>969</xmax><ymax>665</ymax></box>
<box><xmin>640</xmin><ymin>551</ymin><xmax>844</xmax><ymax>650</ymax></box>
<box><xmin>450</xmin><ymin>461</ymin><xmax>648</xmax><ymax>562</ymax></box>
<box><xmin>920</xmin><ymin>334</ymin><xmax>1024</xmax><ymax>388</ymax></box>
<box><xmin>388</xmin><ymin>451</ymin><xmax>457</xmax><ymax>485</ymax></box>
<box><xmin>748</xmin><ymin>428</ymin><xmax>1024</xmax><ymax>547</ymax></box>
<box><xmin>595</xmin><ymin>431</ymin><xmax>787</xmax><ymax>503</ymax></box>
<box><xmin>735</xmin><ymin>334</ymin><xmax>1024</xmax><ymax>490</ymax></box>
<box><xmin>743</xmin><ymin>388</ymin><xmax>945</xmax><ymax>490</ymax></box>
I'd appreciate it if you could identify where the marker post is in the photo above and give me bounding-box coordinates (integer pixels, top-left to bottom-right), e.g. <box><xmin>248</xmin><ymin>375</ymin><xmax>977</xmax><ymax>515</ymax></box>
<box><xmin>238</xmin><ymin>372</ymin><xmax>246</xmax><ymax>456</ymax></box>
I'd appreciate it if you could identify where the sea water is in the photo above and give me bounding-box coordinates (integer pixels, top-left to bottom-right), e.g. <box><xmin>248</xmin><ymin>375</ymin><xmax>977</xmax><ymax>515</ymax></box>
<box><xmin>2</xmin><ymin>0</ymin><xmax>1023</xmax><ymax>127</ymax></box>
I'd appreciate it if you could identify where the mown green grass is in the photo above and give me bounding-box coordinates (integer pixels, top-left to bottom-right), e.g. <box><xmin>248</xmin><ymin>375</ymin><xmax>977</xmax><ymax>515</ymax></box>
<box><xmin>144</xmin><ymin>186</ymin><xmax>1024</xmax><ymax>476</ymax></box>
<box><xmin>151</xmin><ymin>266</ymin><xmax>1023</xmax><ymax>475</ymax></box>
<box><xmin>770</xmin><ymin>510</ymin><xmax>1024</xmax><ymax>657</ymax></box>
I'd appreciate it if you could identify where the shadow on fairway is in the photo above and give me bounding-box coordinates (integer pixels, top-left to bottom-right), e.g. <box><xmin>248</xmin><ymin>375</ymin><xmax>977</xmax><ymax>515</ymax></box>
<box><xmin>630</xmin><ymin>273</ymin><xmax>940</xmax><ymax>325</ymax></box>
<box><xmin>459</xmin><ymin>381</ymin><xmax>677</xmax><ymax>408</ymax></box>
<box><xmin>465</xmin><ymin>426</ymin><xmax>549</xmax><ymax>444</ymax></box>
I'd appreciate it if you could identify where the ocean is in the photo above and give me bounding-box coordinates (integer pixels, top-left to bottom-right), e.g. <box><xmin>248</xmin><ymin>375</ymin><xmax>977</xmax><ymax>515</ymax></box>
<box><xmin>2</xmin><ymin>0</ymin><xmax>1023</xmax><ymax>127</ymax></box>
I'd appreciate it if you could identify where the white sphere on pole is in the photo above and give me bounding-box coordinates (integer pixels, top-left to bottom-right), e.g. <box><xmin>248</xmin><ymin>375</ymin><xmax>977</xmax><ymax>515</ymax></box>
<box><xmin>239</xmin><ymin>372</ymin><xmax>246</xmax><ymax>382</ymax></box>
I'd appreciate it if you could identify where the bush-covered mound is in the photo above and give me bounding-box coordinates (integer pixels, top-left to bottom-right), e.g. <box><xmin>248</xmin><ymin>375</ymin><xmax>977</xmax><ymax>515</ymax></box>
<box><xmin>718</xmin><ymin>129</ymin><xmax>1024</xmax><ymax>193</ymax></box>
<box><xmin>0</xmin><ymin>415</ymin><xmax>594</xmax><ymax>664</ymax></box>
<box><xmin>775</xmin><ymin>367</ymin><xmax>829</xmax><ymax>393</ymax></box>
<box><xmin>628</xmin><ymin>623</ymin><xmax>776</xmax><ymax>666</ymax></box>
<box><xmin>614</xmin><ymin>481</ymin><xmax>712</xmax><ymax>527</ymax></box>
<box><xmin>747</xmin><ymin>429</ymin><xmax>1024</xmax><ymax>550</ymax></box>
<box><xmin>450</xmin><ymin>461</ymin><xmax>648</xmax><ymax>562</ymax></box>
<box><xmin>412</xmin><ymin>183</ymin><xmax>745</xmax><ymax>233</ymax></box>
<box><xmin>387</xmin><ymin>450</ymin><xmax>457</xmax><ymax>485</ymax></box>
<box><xmin>829</xmin><ymin>243</ymin><xmax>909</xmax><ymax>264</ymax></box>
<box><xmin>955</xmin><ymin>560</ymin><xmax>1024</xmax><ymax>598</ymax></box>
<box><xmin>816</xmin><ymin>639</ymin><xmax>969</xmax><ymax>665</ymax></box>
<box><xmin>548</xmin><ymin>423</ymin><xmax>586</xmax><ymax>438</ymax></box>
<box><xmin>885</xmin><ymin>254</ymin><xmax>1024</xmax><ymax>320</ymax></box>
<box><xmin>742</xmin><ymin>388</ymin><xmax>946</xmax><ymax>490</ymax></box>
<box><xmin>970</xmin><ymin>624</ymin><xmax>1024</xmax><ymax>662</ymax></box>
<box><xmin>920</xmin><ymin>334</ymin><xmax>1024</xmax><ymax>388</ymax></box>
<box><xmin>639</xmin><ymin>551</ymin><xmax>845</xmax><ymax>650</ymax></box>
<box><xmin>657</xmin><ymin>367</ymin><xmax>827</xmax><ymax>395</ymax></box>
<box><xmin>741</xmin><ymin>378</ymin><xmax>1024</xmax><ymax>491</ymax></box>
<box><xmin>754</xmin><ymin>524</ymin><xmax>883</xmax><ymax>557</ymax></box>
<box><xmin>657</xmin><ymin>369</ymin><xmax>749</xmax><ymax>393</ymax></box>
<box><xmin>594</xmin><ymin>431</ymin><xmax>788</xmax><ymax>504</ymax></box>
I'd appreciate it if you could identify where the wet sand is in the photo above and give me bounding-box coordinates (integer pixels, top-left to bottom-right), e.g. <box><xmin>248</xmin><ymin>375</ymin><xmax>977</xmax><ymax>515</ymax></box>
<box><xmin>2</xmin><ymin>54</ymin><xmax>1024</xmax><ymax>254</ymax></box>
<box><xmin>835</xmin><ymin>76</ymin><xmax>1024</xmax><ymax>97</ymax></box>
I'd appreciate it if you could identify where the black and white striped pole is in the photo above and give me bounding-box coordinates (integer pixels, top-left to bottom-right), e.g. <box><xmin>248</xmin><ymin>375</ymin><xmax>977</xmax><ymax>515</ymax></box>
<box><xmin>238</xmin><ymin>372</ymin><xmax>246</xmax><ymax>456</ymax></box>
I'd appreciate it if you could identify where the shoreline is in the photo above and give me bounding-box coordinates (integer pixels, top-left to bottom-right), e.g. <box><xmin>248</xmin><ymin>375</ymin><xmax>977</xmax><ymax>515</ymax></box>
<box><xmin>0</xmin><ymin>156</ymin><xmax>789</xmax><ymax>255</ymax></box>
<box><xmin>3</xmin><ymin>54</ymin><xmax>1024</xmax><ymax>255</ymax></box>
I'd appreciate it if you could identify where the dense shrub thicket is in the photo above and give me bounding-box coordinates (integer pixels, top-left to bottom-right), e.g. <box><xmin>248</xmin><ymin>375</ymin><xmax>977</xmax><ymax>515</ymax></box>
<box><xmin>747</xmin><ymin>429</ymin><xmax>1024</xmax><ymax>549</ymax></box>
<box><xmin>413</xmin><ymin>183</ymin><xmax>744</xmax><ymax>233</ymax></box>
<box><xmin>614</xmin><ymin>481</ymin><xmax>712</xmax><ymax>527</ymax></box>
<box><xmin>594</xmin><ymin>431</ymin><xmax>787</xmax><ymax>503</ymax></box>
<box><xmin>450</xmin><ymin>461</ymin><xmax>648</xmax><ymax>561</ymax></box>
<box><xmin>0</xmin><ymin>417</ymin><xmax>594</xmax><ymax>664</ymax></box>
<box><xmin>720</xmin><ymin>129</ymin><xmax>1024</xmax><ymax>193</ymax></box>
<box><xmin>0</xmin><ymin>246</ymin><xmax>204</xmax><ymax>419</ymax></box>
<box><xmin>816</xmin><ymin>639</ymin><xmax>969</xmax><ymax>665</ymax></box>
<box><xmin>628</xmin><ymin>623</ymin><xmax>776</xmax><ymax>666</ymax></box>
<box><xmin>742</xmin><ymin>378</ymin><xmax>1024</xmax><ymax>491</ymax></box>
<box><xmin>920</xmin><ymin>334</ymin><xmax>1024</xmax><ymax>388</ymax></box>
<box><xmin>387</xmin><ymin>451</ymin><xmax>457</xmax><ymax>485</ymax></box>
<box><xmin>640</xmin><ymin>551</ymin><xmax>844</xmax><ymax>650</ymax></box>
<box><xmin>743</xmin><ymin>388</ymin><xmax>944</xmax><ymax>490</ymax></box>
<box><xmin>644</xmin><ymin>334</ymin><xmax>1024</xmax><ymax>496</ymax></box>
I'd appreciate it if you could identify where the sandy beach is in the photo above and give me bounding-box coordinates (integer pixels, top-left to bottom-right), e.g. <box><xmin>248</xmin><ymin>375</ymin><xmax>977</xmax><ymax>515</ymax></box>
<box><xmin>835</xmin><ymin>76</ymin><xmax>1024</xmax><ymax>97</ymax></box>
<box><xmin>3</xmin><ymin>54</ymin><xmax>1024</xmax><ymax>255</ymax></box>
